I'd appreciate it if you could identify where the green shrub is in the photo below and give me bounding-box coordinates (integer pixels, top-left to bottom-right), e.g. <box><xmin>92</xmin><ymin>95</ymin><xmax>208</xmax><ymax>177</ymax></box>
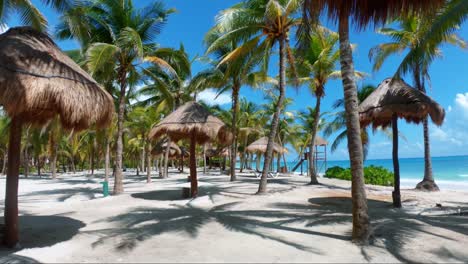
<box><xmin>325</xmin><ymin>165</ymin><xmax>394</xmax><ymax>187</ymax></box>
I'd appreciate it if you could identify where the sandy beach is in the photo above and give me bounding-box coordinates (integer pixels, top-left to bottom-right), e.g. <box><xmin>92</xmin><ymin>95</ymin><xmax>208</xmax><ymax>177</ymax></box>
<box><xmin>0</xmin><ymin>169</ymin><xmax>467</xmax><ymax>263</ymax></box>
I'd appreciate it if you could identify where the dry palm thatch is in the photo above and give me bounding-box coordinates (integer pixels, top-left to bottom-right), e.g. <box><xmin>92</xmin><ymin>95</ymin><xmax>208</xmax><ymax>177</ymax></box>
<box><xmin>0</xmin><ymin>27</ymin><xmax>114</xmax><ymax>130</ymax></box>
<box><xmin>246</xmin><ymin>137</ymin><xmax>286</xmax><ymax>154</ymax></box>
<box><xmin>148</xmin><ymin>101</ymin><xmax>231</xmax><ymax>198</ymax></box>
<box><xmin>148</xmin><ymin>101</ymin><xmax>232</xmax><ymax>145</ymax></box>
<box><xmin>314</xmin><ymin>136</ymin><xmax>328</xmax><ymax>146</ymax></box>
<box><xmin>0</xmin><ymin>27</ymin><xmax>113</xmax><ymax>248</ymax></box>
<box><xmin>359</xmin><ymin>78</ymin><xmax>445</xmax><ymax>129</ymax></box>
<box><xmin>151</xmin><ymin>140</ymin><xmax>181</xmax><ymax>158</ymax></box>
<box><xmin>358</xmin><ymin>78</ymin><xmax>445</xmax><ymax>208</ymax></box>
<box><xmin>304</xmin><ymin>0</ymin><xmax>445</xmax><ymax>29</ymax></box>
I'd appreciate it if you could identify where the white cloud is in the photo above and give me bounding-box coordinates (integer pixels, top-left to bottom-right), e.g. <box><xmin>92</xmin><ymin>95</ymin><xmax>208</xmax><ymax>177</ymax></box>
<box><xmin>197</xmin><ymin>89</ymin><xmax>231</xmax><ymax>106</ymax></box>
<box><xmin>447</xmin><ymin>106</ymin><xmax>452</xmax><ymax>113</ymax></box>
<box><xmin>455</xmin><ymin>92</ymin><xmax>468</xmax><ymax>118</ymax></box>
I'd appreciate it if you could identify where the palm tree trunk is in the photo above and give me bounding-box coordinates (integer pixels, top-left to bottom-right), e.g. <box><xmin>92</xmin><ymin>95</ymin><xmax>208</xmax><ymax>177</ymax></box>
<box><xmin>163</xmin><ymin>139</ymin><xmax>171</xmax><ymax>178</ymax></box>
<box><xmin>114</xmin><ymin>67</ymin><xmax>127</xmax><ymax>195</ymax></box>
<box><xmin>203</xmin><ymin>144</ymin><xmax>207</xmax><ymax>174</ymax></box>
<box><xmin>105</xmin><ymin>138</ymin><xmax>110</xmax><ymax>182</ymax></box>
<box><xmin>309</xmin><ymin>96</ymin><xmax>322</xmax><ymax>184</ymax></box>
<box><xmin>4</xmin><ymin>117</ymin><xmax>22</xmax><ymax>248</ymax></box>
<box><xmin>277</xmin><ymin>135</ymin><xmax>288</xmax><ymax>172</ymax></box>
<box><xmin>256</xmin><ymin>153</ymin><xmax>261</xmax><ymax>171</ymax></box>
<box><xmin>414</xmin><ymin>71</ymin><xmax>439</xmax><ymax>191</ymax></box>
<box><xmin>338</xmin><ymin>12</ymin><xmax>369</xmax><ymax>242</ymax></box>
<box><xmin>392</xmin><ymin>114</ymin><xmax>402</xmax><ymax>208</ymax></box>
<box><xmin>257</xmin><ymin>36</ymin><xmax>287</xmax><ymax>194</ymax></box>
<box><xmin>141</xmin><ymin>145</ymin><xmax>145</xmax><ymax>173</ymax></box>
<box><xmin>2</xmin><ymin>152</ymin><xmax>7</xmax><ymax>175</ymax></box>
<box><xmin>230</xmin><ymin>82</ymin><xmax>240</xmax><ymax>181</ymax></box>
<box><xmin>51</xmin><ymin>141</ymin><xmax>58</xmax><ymax>179</ymax></box>
<box><xmin>189</xmin><ymin>132</ymin><xmax>198</xmax><ymax>197</ymax></box>
<box><xmin>146</xmin><ymin>141</ymin><xmax>151</xmax><ymax>183</ymax></box>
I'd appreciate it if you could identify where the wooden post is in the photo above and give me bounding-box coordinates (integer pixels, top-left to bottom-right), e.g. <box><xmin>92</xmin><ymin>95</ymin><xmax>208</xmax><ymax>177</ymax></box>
<box><xmin>4</xmin><ymin>117</ymin><xmax>22</xmax><ymax>247</ymax></box>
<box><xmin>392</xmin><ymin>114</ymin><xmax>401</xmax><ymax>208</ymax></box>
<box><xmin>189</xmin><ymin>132</ymin><xmax>198</xmax><ymax>197</ymax></box>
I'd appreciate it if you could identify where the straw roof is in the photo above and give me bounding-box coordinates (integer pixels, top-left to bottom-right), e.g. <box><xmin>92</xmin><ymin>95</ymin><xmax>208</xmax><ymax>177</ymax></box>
<box><xmin>304</xmin><ymin>0</ymin><xmax>444</xmax><ymax>29</ymax></box>
<box><xmin>246</xmin><ymin>137</ymin><xmax>286</xmax><ymax>154</ymax></box>
<box><xmin>206</xmin><ymin>147</ymin><xmax>229</xmax><ymax>158</ymax></box>
<box><xmin>148</xmin><ymin>101</ymin><xmax>232</xmax><ymax>144</ymax></box>
<box><xmin>0</xmin><ymin>27</ymin><xmax>113</xmax><ymax>130</ymax></box>
<box><xmin>359</xmin><ymin>78</ymin><xmax>445</xmax><ymax>129</ymax></box>
<box><xmin>151</xmin><ymin>140</ymin><xmax>181</xmax><ymax>157</ymax></box>
<box><xmin>314</xmin><ymin>136</ymin><xmax>328</xmax><ymax>146</ymax></box>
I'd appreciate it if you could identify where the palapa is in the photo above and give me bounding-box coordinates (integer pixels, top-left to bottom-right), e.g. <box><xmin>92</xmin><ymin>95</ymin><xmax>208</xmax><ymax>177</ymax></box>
<box><xmin>359</xmin><ymin>78</ymin><xmax>445</xmax><ymax>208</ymax></box>
<box><xmin>148</xmin><ymin>101</ymin><xmax>231</xmax><ymax>197</ymax></box>
<box><xmin>314</xmin><ymin>136</ymin><xmax>328</xmax><ymax>146</ymax></box>
<box><xmin>246</xmin><ymin>137</ymin><xmax>286</xmax><ymax>154</ymax></box>
<box><xmin>0</xmin><ymin>27</ymin><xmax>114</xmax><ymax>248</ymax></box>
<box><xmin>0</xmin><ymin>27</ymin><xmax>113</xmax><ymax>129</ymax></box>
<box><xmin>151</xmin><ymin>140</ymin><xmax>182</xmax><ymax>158</ymax></box>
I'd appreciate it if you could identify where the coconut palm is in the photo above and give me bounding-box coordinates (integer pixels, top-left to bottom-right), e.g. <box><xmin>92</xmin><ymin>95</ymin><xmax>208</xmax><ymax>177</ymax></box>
<box><xmin>204</xmin><ymin>23</ymin><xmax>273</xmax><ymax>182</ymax></box>
<box><xmin>0</xmin><ymin>0</ymin><xmax>73</xmax><ymax>31</ymax></box>
<box><xmin>295</xmin><ymin>27</ymin><xmax>365</xmax><ymax>183</ymax></box>
<box><xmin>56</xmin><ymin>0</ymin><xmax>174</xmax><ymax>194</ymax></box>
<box><xmin>370</xmin><ymin>14</ymin><xmax>466</xmax><ymax>191</ymax></box>
<box><xmin>323</xmin><ymin>85</ymin><xmax>376</xmax><ymax>160</ymax></box>
<box><xmin>207</xmin><ymin>0</ymin><xmax>301</xmax><ymax>193</ymax></box>
<box><xmin>303</xmin><ymin>0</ymin><xmax>446</xmax><ymax>242</ymax></box>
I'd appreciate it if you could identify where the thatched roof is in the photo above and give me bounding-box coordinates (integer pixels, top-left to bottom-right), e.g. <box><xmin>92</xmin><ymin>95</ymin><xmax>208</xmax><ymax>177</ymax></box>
<box><xmin>151</xmin><ymin>140</ymin><xmax>181</xmax><ymax>157</ymax></box>
<box><xmin>206</xmin><ymin>147</ymin><xmax>229</xmax><ymax>158</ymax></box>
<box><xmin>359</xmin><ymin>78</ymin><xmax>445</xmax><ymax>129</ymax></box>
<box><xmin>148</xmin><ymin>101</ymin><xmax>232</xmax><ymax>144</ymax></box>
<box><xmin>314</xmin><ymin>136</ymin><xmax>328</xmax><ymax>146</ymax></box>
<box><xmin>0</xmin><ymin>27</ymin><xmax>113</xmax><ymax>130</ymax></box>
<box><xmin>246</xmin><ymin>137</ymin><xmax>286</xmax><ymax>154</ymax></box>
<box><xmin>304</xmin><ymin>0</ymin><xmax>444</xmax><ymax>29</ymax></box>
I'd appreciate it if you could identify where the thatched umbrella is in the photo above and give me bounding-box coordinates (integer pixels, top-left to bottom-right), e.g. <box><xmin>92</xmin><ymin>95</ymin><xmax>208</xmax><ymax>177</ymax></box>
<box><xmin>359</xmin><ymin>78</ymin><xmax>445</xmax><ymax>207</ymax></box>
<box><xmin>148</xmin><ymin>101</ymin><xmax>231</xmax><ymax>197</ymax></box>
<box><xmin>151</xmin><ymin>140</ymin><xmax>181</xmax><ymax>158</ymax></box>
<box><xmin>0</xmin><ymin>27</ymin><xmax>114</xmax><ymax>247</ymax></box>
<box><xmin>246</xmin><ymin>137</ymin><xmax>286</xmax><ymax>154</ymax></box>
<box><xmin>314</xmin><ymin>136</ymin><xmax>328</xmax><ymax>146</ymax></box>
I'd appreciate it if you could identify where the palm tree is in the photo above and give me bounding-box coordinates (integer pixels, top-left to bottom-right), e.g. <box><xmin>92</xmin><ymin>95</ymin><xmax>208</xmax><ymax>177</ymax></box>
<box><xmin>370</xmin><ymin>14</ymin><xmax>466</xmax><ymax>191</ymax></box>
<box><xmin>204</xmin><ymin>25</ymin><xmax>273</xmax><ymax>181</ymax></box>
<box><xmin>295</xmin><ymin>27</ymin><xmax>365</xmax><ymax>184</ymax></box>
<box><xmin>323</xmin><ymin>85</ymin><xmax>376</xmax><ymax>160</ymax></box>
<box><xmin>0</xmin><ymin>0</ymin><xmax>73</xmax><ymax>30</ymax></box>
<box><xmin>303</xmin><ymin>0</ymin><xmax>446</xmax><ymax>243</ymax></box>
<box><xmin>57</xmin><ymin>0</ymin><xmax>174</xmax><ymax>194</ymax></box>
<box><xmin>209</xmin><ymin>0</ymin><xmax>301</xmax><ymax>193</ymax></box>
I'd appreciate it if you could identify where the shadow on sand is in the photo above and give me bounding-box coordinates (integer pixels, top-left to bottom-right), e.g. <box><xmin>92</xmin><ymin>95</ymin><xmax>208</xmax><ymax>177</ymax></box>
<box><xmin>0</xmin><ymin>214</ymin><xmax>85</xmax><ymax>261</ymax></box>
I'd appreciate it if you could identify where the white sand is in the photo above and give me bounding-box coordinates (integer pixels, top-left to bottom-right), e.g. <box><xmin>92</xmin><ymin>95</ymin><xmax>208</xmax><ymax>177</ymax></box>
<box><xmin>0</xmin><ymin>169</ymin><xmax>467</xmax><ymax>263</ymax></box>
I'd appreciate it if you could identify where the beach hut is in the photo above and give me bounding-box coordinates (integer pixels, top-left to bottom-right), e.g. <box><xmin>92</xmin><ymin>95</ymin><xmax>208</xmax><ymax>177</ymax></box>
<box><xmin>0</xmin><ymin>27</ymin><xmax>114</xmax><ymax>247</ymax></box>
<box><xmin>246</xmin><ymin>137</ymin><xmax>286</xmax><ymax>172</ymax></box>
<box><xmin>151</xmin><ymin>139</ymin><xmax>182</xmax><ymax>158</ymax></box>
<box><xmin>359</xmin><ymin>78</ymin><xmax>445</xmax><ymax>207</ymax></box>
<box><xmin>148</xmin><ymin>101</ymin><xmax>231</xmax><ymax>197</ymax></box>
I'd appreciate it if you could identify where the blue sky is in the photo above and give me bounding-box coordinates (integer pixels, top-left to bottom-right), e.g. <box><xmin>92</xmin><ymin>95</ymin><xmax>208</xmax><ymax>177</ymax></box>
<box><xmin>4</xmin><ymin>0</ymin><xmax>468</xmax><ymax>161</ymax></box>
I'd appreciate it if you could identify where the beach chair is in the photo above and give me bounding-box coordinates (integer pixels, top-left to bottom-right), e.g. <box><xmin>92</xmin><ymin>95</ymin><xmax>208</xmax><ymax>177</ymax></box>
<box><xmin>254</xmin><ymin>171</ymin><xmax>279</xmax><ymax>178</ymax></box>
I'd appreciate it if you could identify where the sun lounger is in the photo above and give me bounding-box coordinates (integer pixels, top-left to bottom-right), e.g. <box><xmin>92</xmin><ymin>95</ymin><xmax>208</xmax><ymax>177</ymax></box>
<box><xmin>254</xmin><ymin>171</ymin><xmax>279</xmax><ymax>178</ymax></box>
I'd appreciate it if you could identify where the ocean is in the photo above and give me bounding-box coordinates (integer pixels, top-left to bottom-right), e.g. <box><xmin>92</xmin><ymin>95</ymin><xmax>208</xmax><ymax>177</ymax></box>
<box><xmin>239</xmin><ymin>155</ymin><xmax>468</xmax><ymax>191</ymax></box>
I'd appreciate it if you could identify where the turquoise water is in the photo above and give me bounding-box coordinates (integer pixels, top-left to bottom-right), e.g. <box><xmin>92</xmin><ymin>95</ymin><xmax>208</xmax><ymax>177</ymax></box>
<box><xmin>240</xmin><ymin>155</ymin><xmax>468</xmax><ymax>186</ymax></box>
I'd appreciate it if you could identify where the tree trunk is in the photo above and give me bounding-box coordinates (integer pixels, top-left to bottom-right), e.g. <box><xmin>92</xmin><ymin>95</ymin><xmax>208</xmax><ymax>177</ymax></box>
<box><xmin>4</xmin><ymin>117</ymin><xmax>22</xmax><ymax>248</ymax></box>
<box><xmin>51</xmin><ymin>141</ymin><xmax>58</xmax><ymax>179</ymax></box>
<box><xmin>2</xmin><ymin>152</ymin><xmax>7</xmax><ymax>175</ymax></box>
<box><xmin>141</xmin><ymin>145</ymin><xmax>145</xmax><ymax>173</ymax></box>
<box><xmin>414</xmin><ymin>72</ymin><xmax>439</xmax><ymax>191</ymax></box>
<box><xmin>113</xmin><ymin>67</ymin><xmax>127</xmax><ymax>195</ymax></box>
<box><xmin>309</xmin><ymin>96</ymin><xmax>322</xmax><ymax>184</ymax></box>
<box><xmin>256</xmin><ymin>153</ymin><xmax>261</xmax><ymax>171</ymax></box>
<box><xmin>392</xmin><ymin>114</ymin><xmax>402</xmax><ymax>208</ymax></box>
<box><xmin>189</xmin><ymin>132</ymin><xmax>198</xmax><ymax>197</ymax></box>
<box><xmin>276</xmin><ymin>152</ymin><xmax>281</xmax><ymax>173</ymax></box>
<box><xmin>90</xmin><ymin>139</ymin><xmax>95</xmax><ymax>176</ymax></box>
<box><xmin>338</xmin><ymin>12</ymin><xmax>370</xmax><ymax>242</ymax></box>
<box><xmin>163</xmin><ymin>138</ymin><xmax>171</xmax><ymax>178</ymax></box>
<box><xmin>104</xmin><ymin>138</ymin><xmax>110</xmax><ymax>182</ymax></box>
<box><xmin>230</xmin><ymin>82</ymin><xmax>240</xmax><ymax>181</ymax></box>
<box><xmin>277</xmin><ymin>135</ymin><xmax>288</xmax><ymax>173</ymax></box>
<box><xmin>257</xmin><ymin>35</ymin><xmax>287</xmax><ymax>194</ymax></box>
<box><xmin>203</xmin><ymin>144</ymin><xmax>207</xmax><ymax>174</ymax></box>
<box><xmin>146</xmin><ymin>142</ymin><xmax>152</xmax><ymax>183</ymax></box>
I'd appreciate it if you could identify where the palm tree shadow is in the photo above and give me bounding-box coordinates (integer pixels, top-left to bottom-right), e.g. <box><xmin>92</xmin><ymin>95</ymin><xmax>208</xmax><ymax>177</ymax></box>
<box><xmin>271</xmin><ymin>197</ymin><xmax>468</xmax><ymax>263</ymax></box>
<box><xmin>86</xmin><ymin>201</ymin><xmax>354</xmax><ymax>254</ymax></box>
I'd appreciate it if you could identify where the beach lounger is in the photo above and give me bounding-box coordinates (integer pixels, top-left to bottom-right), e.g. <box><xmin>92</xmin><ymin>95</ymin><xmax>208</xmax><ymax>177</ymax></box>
<box><xmin>254</xmin><ymin>171</ymin><xmax>279</xmax><ymax>178</ymax></box>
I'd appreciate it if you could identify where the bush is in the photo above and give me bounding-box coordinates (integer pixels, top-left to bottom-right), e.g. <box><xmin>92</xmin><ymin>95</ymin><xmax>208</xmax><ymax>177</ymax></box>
<box><xmin>325</xmin><ymin>165</ymin><xmax>394</xmax><ymax>187</ymax></box>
